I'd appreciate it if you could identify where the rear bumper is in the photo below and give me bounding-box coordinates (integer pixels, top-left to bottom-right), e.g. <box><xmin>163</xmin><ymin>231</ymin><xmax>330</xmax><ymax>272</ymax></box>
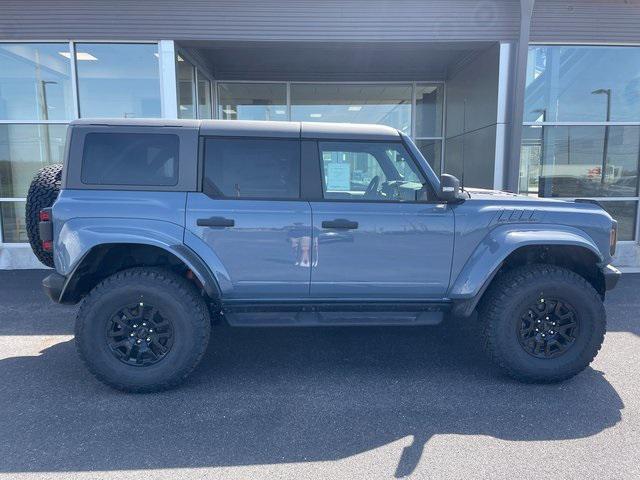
<box><xmin>42</xmin><ymin>272</ymin><xmax>66</xmax><ymax>303</ymax></box>
<box><xmin>602</xmin><ymin>264</ymin><xmax>621</xmax><ymax>291</ymax></box>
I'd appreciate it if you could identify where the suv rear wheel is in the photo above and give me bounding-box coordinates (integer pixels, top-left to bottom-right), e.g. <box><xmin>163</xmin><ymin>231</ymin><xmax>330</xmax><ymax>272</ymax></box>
<box><xmin>75</xmin><ymin>268</ymin><xmax>211</xmax><ymax>392</ymax></box>
<box><xmin>479</xmin><ymin>264</ymin><xmax>606</xmax><ymax>383</ymax></box>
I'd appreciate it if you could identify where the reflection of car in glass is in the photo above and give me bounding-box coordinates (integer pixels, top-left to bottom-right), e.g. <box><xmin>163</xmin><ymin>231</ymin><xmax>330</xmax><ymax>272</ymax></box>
<box><xmin>606</xmin><ymin>175</ymin><xmax>638</xmax><ymax>197</ymax></box>
<box><xmin>28</xmin><ymin>119</ymin><xmax>620</xmax><ymax>392</ymax></box>
<box><xmin>538</xmin><ymin>175</ymin><xmax>589</xmax><ymax>197</ymax></box>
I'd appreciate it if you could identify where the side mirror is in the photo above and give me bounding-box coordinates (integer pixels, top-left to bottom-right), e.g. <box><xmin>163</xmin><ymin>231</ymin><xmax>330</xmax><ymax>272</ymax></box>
<box><xmin>439</xmin><ymin>174</ymin><xmax>463</xmax><ymax>202</ymax></box>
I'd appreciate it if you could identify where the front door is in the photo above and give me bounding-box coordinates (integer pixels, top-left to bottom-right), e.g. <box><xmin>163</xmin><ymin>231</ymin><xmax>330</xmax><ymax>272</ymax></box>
<box><xmin>310</xmin><ymin>140</ymin><xmax>454</xmax><ymax>299</ymax></box>
<box><xmin>185</xmin><ymin>136</ymin><xmax>311</xmax><ymax>299</ymax></box>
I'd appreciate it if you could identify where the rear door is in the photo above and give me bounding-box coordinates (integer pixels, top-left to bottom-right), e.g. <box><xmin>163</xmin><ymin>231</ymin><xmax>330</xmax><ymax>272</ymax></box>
<box><xmin>185</xmin><ymin>135</ymin><xmax>312</xmax><ymax>300</ymax></box>
<box><xmin>309</xmin><ymin>140</ymin><xmax>454</xmax><ymax>299</ymax></box>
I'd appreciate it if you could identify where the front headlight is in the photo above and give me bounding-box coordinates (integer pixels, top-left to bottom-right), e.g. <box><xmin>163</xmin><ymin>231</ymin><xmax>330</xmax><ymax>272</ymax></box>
<box><xmin>610</xmin><ymin>221</ymin><xmax>618</xmax><ymax>256</ymax></box>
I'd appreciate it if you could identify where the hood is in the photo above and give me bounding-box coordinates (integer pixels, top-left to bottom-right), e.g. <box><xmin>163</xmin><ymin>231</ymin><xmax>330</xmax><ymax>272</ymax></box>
<box><xmin>464</xmin><ymin>188</ymin><xmax>567</xmax><ymax>203</ymax></box>
<box><xmin>461</xmin><ymin>189</ymin><xmax>610</xmax><ymax>217</ymax></box>
<box><xmin>464</xmin><ymin>187</ymin><xmax>525</xmax><ymax>199</ymax></box>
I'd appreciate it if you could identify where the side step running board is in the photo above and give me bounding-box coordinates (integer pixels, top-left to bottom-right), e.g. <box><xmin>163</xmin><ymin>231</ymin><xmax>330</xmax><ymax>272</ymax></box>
<box><xmin>221</xmin><ymin>301</ymin><xmax>451</xmax><ymax>327</ymax></box>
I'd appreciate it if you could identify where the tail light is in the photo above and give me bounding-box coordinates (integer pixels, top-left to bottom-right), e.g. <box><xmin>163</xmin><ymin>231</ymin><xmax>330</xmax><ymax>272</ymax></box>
<box><xmin>39</xmin><ymin>208</ymin><xmax>53</xmax><ymax>252</ymax></box>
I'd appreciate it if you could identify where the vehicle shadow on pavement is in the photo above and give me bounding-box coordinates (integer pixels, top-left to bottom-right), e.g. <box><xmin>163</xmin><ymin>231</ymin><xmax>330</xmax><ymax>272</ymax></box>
<box><xmin>0</xmin><ymin>316</ymin><xmax>624</xmax><ymax>478</ymax></box>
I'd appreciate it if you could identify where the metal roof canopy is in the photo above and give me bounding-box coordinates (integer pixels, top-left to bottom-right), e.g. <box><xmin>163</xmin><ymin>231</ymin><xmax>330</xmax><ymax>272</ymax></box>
<box><xmin>177</xmin><ymin>41</ymin><xmax>496</xmax><ymax>82</ymax></box>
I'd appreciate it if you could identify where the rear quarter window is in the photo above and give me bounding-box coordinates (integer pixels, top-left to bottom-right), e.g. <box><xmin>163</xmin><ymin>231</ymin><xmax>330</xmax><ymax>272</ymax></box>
<box><xmin>81</xmin><ymin>132</ymin><xmax>179</xmax><ymax>186</ymax></box>
<box><xmin>203</xmin><ymin>137</ymin><xmax>300</xmax><ymax>199</ymax></box>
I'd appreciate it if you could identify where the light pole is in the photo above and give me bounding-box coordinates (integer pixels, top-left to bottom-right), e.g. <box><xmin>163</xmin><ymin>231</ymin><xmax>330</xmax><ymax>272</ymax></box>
<box><xmin>592</xmin><ymin>88</ymin><xmax>611</xmax><ymax>186</ymax></box>
<box><xmin>39</xmin><ymin>80</ymin><xmax>58</xmax><ymax>165</ymax></box>
<box><xmin>531</xmin><ymin>108</ymin><xmax>547</xmax><ymax>196</ymax></box>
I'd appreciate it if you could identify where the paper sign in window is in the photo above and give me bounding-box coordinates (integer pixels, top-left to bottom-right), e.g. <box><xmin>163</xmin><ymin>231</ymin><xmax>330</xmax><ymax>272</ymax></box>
<box><xmin>325</xmin><ymin>163</ymin><xmax>351</xmax><ymax>191</ymax></box>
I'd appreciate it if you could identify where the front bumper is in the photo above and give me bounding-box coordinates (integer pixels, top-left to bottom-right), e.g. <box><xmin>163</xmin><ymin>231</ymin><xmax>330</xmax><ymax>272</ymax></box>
<box><xmin>602</xmin><ymin>264</ymin><xmax>621</xmax><ymax>291</ymax></box>
<box><xmin>42</xmin><ymin>272</ymin><xmax>66</xmax><ymax>303</ymax></box>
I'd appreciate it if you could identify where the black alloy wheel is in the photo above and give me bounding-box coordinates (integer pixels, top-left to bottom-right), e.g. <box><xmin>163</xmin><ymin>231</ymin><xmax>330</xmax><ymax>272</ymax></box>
<box><xmin>517</xmin><ymin>297</ymin><xmax>579</xmax><ymax>359</ymax></box>
<box><xmin>106</xmin><ymin>302</ymin><xmax>174</xmax><ymax>366</ymax></box>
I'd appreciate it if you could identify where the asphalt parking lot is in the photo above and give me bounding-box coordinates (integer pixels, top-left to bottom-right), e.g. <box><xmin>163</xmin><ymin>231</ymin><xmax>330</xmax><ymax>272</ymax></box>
<box><xmin>0</xmin><ymin>270</ymin><xmax>638</xmax><ymax>480</ymax></box>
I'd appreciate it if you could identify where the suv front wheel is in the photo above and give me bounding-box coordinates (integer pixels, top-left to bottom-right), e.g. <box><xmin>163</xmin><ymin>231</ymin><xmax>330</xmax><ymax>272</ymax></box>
<box><xmin>479</xmin><ymin>264</ymin><xmax>606</xmax><ymax>383</ymax></box>
<box><xmin>75</xmin><ymin>268</ymin><xmax>211</xmax><ymax>392</ymax></box>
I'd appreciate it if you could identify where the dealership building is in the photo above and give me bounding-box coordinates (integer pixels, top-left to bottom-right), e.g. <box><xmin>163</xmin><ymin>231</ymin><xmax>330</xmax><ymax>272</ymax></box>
<box><xmin>1</xmin><ymin>0</ymin><xmax>640</xmax><ymax>269</ymax></box>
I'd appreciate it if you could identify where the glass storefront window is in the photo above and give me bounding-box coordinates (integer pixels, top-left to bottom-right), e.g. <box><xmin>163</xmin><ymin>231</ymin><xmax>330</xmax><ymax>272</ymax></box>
<box><xmin>76</xmin><ymin>43</ymin><xmax>161</xmax><ymax>118</ymax></box>
<box><xmin>0</xmin><ymin>124</ymin><xmax>68</xmax><ymax>198</ymax></box>
<box><xmin>0</xmin><ymin>43</ymin><xmax>73</xmax><ymax>121</ymax></box>
<box><xmin>416</xmin><ymin>139</ymin><xmax>442</xmax><ymax>176</ymax></box>
<box><xmin>0</xmin><ymin>201</ymin><xmax>27</xmax><ymax>243</ymax></box>
<box><xmin>415</xmin><ymin>84</ymin><xmax>444</xmax><ymax>138</ymax></box>
<box><xmin>520</xmin><ymin>125</ymin><xmax>639</xmax><ymax>198</ymax></box>
<box><xmin>197</xmin><ymin>72</ymin><xmax>212</xmax><ymax>119</ymax></box>
<box><xmin>525</xmin><ymin>46</ymin><xmax>640</xmax><ymax>122</ymax></box>
<box><xmin>522</xmin><ymin>45</ymin><xmax>640</xmax><ymax>240</ymax></box>
<box><xmin>291</xmin><ymin>84</ymin><xmax>412</xmax><ymax>134</ymax></box>
<box><xmin>177</xmin><ymin>56</ymin><xmax>196</xmax><ymax>119</ymax></box>
<box><xmin>600</xmin><ymin>201</ymin><xmax>637</xmax><ymax>241</ymax></box>
<box><xmin>218</xmin><ymin>83</ymin><xmax>287</xmax><ymax>121</ymax></box>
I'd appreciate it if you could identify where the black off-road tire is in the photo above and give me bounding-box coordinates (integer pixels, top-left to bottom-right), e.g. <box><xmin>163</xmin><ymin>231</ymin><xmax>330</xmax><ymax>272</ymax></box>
<box><xmin>75</xmin><ymin>268</ymin><xmax>211</xmax><ymax>393</ymax></box>
<box><xmin>25</xmin><ymin>163</ymin><xmax>63</xmax><ymax>267</ymax></box>
<box><xmin>479</xmin><ymin>264</ymin><xmax>606</xmax><ymax>383</ymax></box>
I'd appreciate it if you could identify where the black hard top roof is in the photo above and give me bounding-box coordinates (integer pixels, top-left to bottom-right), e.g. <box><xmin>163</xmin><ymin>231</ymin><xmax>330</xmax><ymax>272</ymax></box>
<box><xmin>70</xmin><ymin>118</ymin><xmax>401</xmax><ymax>141</ymax></box>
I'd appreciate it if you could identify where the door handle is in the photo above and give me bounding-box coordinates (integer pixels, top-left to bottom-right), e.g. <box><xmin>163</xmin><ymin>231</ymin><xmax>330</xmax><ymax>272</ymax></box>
<box><xmin>197</xmin><ymin>216</ymin><xmax>235</xmax><ymax>227</ymax></box>
<box><xmin>321</xmin><ymin>218</ymin><xmax>359</xmax><ymax>230</ymax></box>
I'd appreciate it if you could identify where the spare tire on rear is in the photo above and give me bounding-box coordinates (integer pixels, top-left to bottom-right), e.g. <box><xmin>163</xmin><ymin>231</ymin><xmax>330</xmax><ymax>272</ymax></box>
<box><xmin>25</xmin><ymin>163</ymin><xmax>63</xmax><ymax>267</ymax></box>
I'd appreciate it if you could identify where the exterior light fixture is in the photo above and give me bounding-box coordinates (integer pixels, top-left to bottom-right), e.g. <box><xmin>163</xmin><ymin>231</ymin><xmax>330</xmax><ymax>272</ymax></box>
<box><xmin>59</xmin><ymin>52</ymin><xmax>97</xmax><ymax>61</ymax></box>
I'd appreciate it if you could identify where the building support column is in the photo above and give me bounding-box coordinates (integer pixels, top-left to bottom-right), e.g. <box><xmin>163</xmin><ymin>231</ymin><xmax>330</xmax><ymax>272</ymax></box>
<box><xmin>158</xmin><ymin>40</ymin><xmax>178</xmax><ymax>119</ymax></box>
<box><xmin>504</xmin><ymin>0</ymin><xmax>535</xmax><ymax>192</ymax></box>
<box><xmin>494</xmin><ymin>42</ymin><xmax>513</xmax><ymax>191</ymax></box>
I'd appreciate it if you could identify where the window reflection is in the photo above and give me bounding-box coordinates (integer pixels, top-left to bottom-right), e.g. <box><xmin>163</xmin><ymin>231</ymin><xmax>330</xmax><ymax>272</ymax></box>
<box><xmin>0</xmin><ymin>124</ymin><xmax>67</xmax><ymax>197</ymax></box>
<box><xmin>520</xmin><ymin>125</ymin><xmax>640</xmax><ymax>198</ymax></box>
<box><xmin>197</xmin><ymin>73</ymin><xmax>212</xmax><ymax>119</ymax></box>
<box><xmin>416</xmin><ymin>139</ymin><xmax>442</xmax><ymax>176</ymax></box>
<box><xmin>0</xmin><ymin>201</ymin><xmax>27</xmax><ymax>243</ymax></box>
<box><xmin>0</xmin><ymin>43</ymin><xmax>73</xmax><ymax>120</ymax></box>
<box><xmin>600</xmin><ymin>201</ymin><xmax>637</xmax><ymax>241</ymax></box>
<box><xmin>177</xmin><ymin>55</ymin><xmax>196</xmax><ymax>119</ymax></box>
<box><xmin>415</xmin><ymin>84</ymin><xmax>444</xmax><ymax>137</ymax></box>
<box><xmin>76</xmin><ymin>43</ymin><xmax>161</xmax><ymax>118</ymax></box>
<box><xmin>525</xmin><ymin>46</ymin><xmax>640</xmax><ymax>122</ymax></box>
<box><xmin>218</xmin><ymin>83</ymin><xmax>287</xmax><ymax>121</ymax></box>
<box><xmin>291</xmin><ymin>84</ymin><xmax>412</xmax><ymax>134</ymax></box>
<box><xmin>523</xmin><ymin>45</ymin><xmax>640</xmax><ymax>240</ymax></box>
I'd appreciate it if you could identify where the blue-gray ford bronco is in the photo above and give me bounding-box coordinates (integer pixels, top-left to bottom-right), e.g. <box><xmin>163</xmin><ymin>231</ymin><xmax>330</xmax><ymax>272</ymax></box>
<box><xmin>26</xmin><ymin>119</ymin><xmax>621</xmax><ymax>392</ymax></box>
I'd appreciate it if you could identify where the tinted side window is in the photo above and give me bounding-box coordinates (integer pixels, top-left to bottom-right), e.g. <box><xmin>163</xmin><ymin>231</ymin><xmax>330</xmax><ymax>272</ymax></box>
<box><xmin>203</xmin><ymin>138</ymin><xmax>300</xmax><ymax>199</ymax></box>
<box><xmin>81</xmin><ymin>132</ymin><xmax>179</xmax><ymax>186</ymax></box>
